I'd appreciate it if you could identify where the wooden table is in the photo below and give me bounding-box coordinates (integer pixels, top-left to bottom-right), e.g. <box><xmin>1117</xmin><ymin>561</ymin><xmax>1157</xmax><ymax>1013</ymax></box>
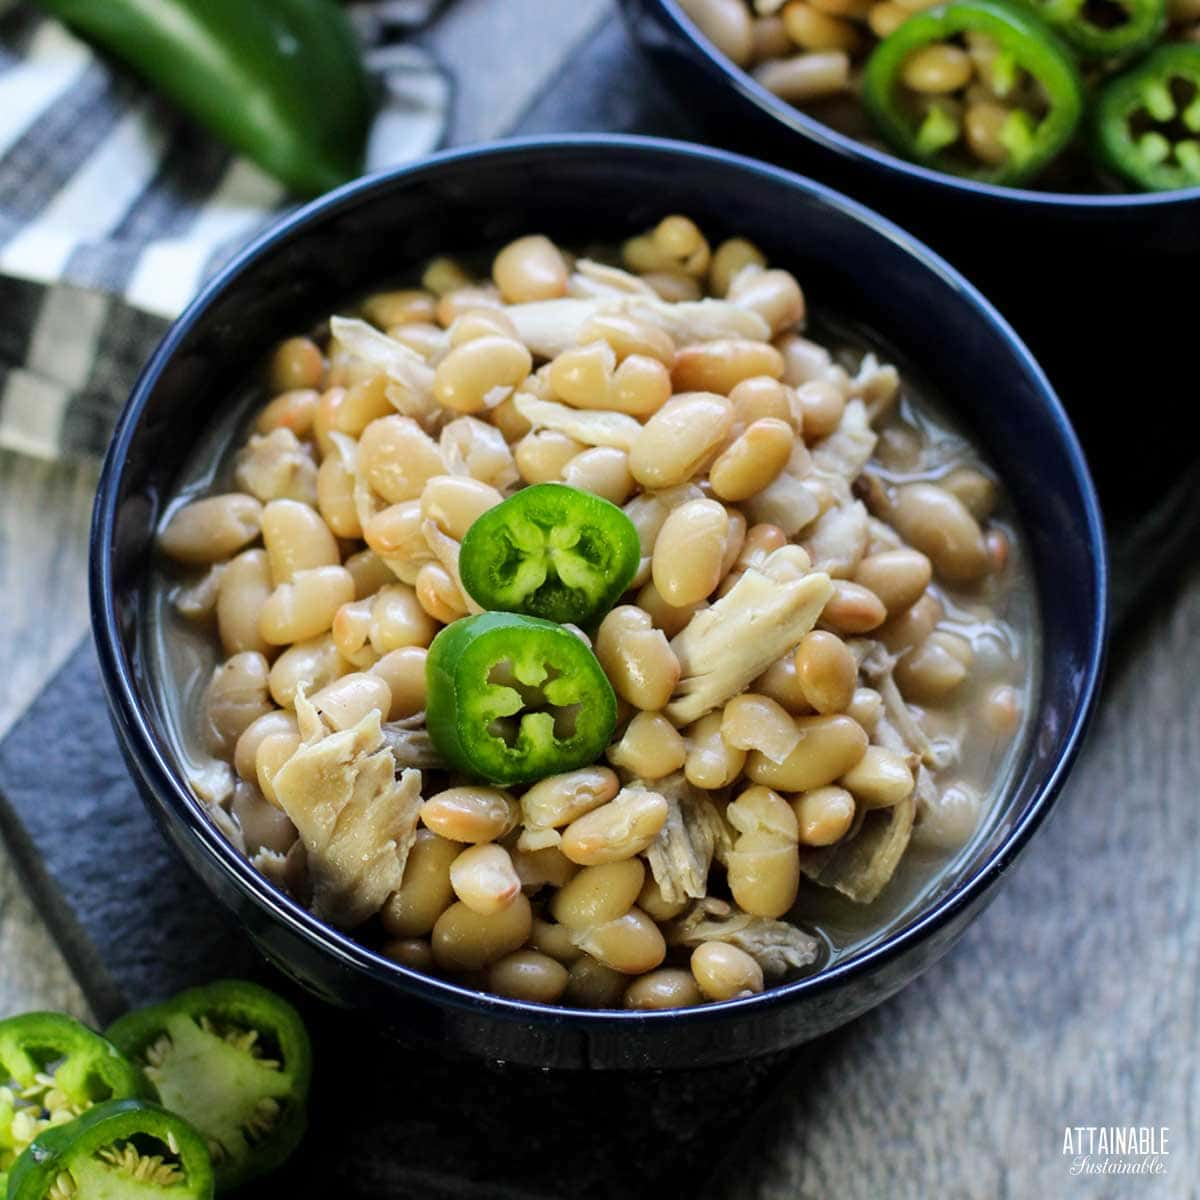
<box><xmin>2</xmin><ymin>2</ymin><xmax>1195</xmax><ymax>1195</ymax></box>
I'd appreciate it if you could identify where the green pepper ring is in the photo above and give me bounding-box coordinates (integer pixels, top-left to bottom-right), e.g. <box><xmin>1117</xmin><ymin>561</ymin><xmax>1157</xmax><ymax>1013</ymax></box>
<box><xmin>1094</xmin><ymin>43</ymin><xmax>1200</xmax><ymax>192</ymax></box>
<box><xmin>105</xmin><ymin>981</ymin><xmax>312</xmax><ymax>1193</ymax></box>
<box><xmin>426</xmin><ymin>611</ymin><xmax>618</xmax><ymax>787</ymax></box>
<box><xmin>5</xmin><ymin>1098</ymin><xmax>214</xmax><ymax>1200</ymax></box>
<box><xmin>459</xmin><ymin>483</ymin><xmax>642</xmax><ymax>630</ymax></box>
<box><xmin>863</xmin><ymin>0</ymin><xmax>1086</xmax><ymax>185</ymax></box>
<box><xmin>1029</xmin><ymin>0</ymin><xmax>1166</xmax><ymax>60</ymax></box>
<box><xmin>1</xmin><ymin>1012</ymin><xmax>145</xmax><ymax>1190</ymax></box>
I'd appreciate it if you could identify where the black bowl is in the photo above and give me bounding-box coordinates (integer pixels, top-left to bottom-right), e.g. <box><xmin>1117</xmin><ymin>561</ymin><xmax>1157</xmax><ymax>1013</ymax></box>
<box><xmin>619</xmin><ymin>0</ymin><xmax>1200</xmax><ymax>515</ymax></box>
<box><xmin>90</xmin><ymin>135</ymin><xmax>1107</xmax><ymax>1070</ymax></box>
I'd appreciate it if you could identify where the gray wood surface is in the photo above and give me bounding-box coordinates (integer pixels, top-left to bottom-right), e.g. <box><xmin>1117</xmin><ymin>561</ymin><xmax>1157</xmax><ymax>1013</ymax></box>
<box><xmin>717</xmin><ymin>569</ymin><xmax>1200</xmax><ymax>1200</ymax></box>
<box><xmin>423</xmin><ymin>0</ymin><xmax>611</xmax><ymax>143</ymax></box>
<box><xmin>0</xmin><ymin>449</ymin><xmax>95</xmax><ymax>1021</ymax></box>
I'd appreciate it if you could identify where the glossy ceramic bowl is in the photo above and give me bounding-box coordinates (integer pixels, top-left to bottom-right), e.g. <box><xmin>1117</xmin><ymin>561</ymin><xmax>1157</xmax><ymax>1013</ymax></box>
<box><xmin>91</xmin><ymin>135</ymin><xmax>1107</xmax><ymax>1070</ymax></box>
<box><xmin>619</xmin><ymin>0</ymin><xmax>1200</xmax><ymax>513</ymax></box>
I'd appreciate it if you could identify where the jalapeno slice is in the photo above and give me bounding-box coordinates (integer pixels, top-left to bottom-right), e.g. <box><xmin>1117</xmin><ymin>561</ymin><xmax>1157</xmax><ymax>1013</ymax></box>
<box><xmin>458</xmin><ymin>483</ymin><xmax>641</xmax><ymax>628</ymax></box>
<box><xmin>1026</xmin><ymin>0</ymin><xmax>1165</xmax><ymax>59</ymax></box>
<box><xmin>863</xmin><ymin>0</ymin><xmax>1085</xmax><ymax>184</ymax></box>
<box><xmin>1095</xmin><ymin>44</ymin><xmax>1200</xmax><ymax>190</ymax></box>
<box><xmin>426</xmin><ymin>611</ymin><xmax>618</xmax><ymax>786</ymax></box>
<box><xmin>0</xmin><ymin>1013</ymin><xmax>143</xmax><ymax>1192</ymax></box>
<box><xmin>5</xmin><ymin>1098</ymin><xmax>213</xmax><ymax>1200</ymax></box>
<box><xmin>105</xmin><ymin>982</ymin><xmax>311</xmax><ymax>1192</ymax></box>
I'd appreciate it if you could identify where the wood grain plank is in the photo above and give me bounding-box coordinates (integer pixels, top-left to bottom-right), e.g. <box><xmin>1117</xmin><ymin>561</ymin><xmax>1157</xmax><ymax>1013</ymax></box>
<box><xmin>717</xmin><ymin>567</ymin><xmax>1200</xmax><ymax>1200</ymax></box>
<box><xmin>423</xmin><ymin>0</ymin><xmax>613</xmax><ymax>143</ymax></box>
<box><xmin>0</xmin><ymin>448</ymin><xmax>96</xmax><ymax>1020</ymax></box>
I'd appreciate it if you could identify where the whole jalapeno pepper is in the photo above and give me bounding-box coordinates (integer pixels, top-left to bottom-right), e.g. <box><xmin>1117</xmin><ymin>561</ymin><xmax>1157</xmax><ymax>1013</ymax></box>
<box><xmin>458</xmin><ymin>483</ymin><xmax>641</xmax><ymax>629</ymax></box>
<box><xmin>425</xmin><ymin>611</ymin><xmax>618</xmax><ymax>787</ymax></box>
<box><xmin>1024</xmin><ymin>0</ymin><xmax>1165</xmax><ymax>59</ymax></box>
<box><xmin>31</xmin><ymin>0</ymin><xmax>375</xmax><ymax>195</ymax></box>
<box><xmin>863</xmin><ymin>0</ymin><xmax>1085</xmax><ymax>185</ymax></box>
<box><xmin>5</xmin><ymin>1098</ymin><xmax>214</xmax><ymax>1200</ymax></box>
<box><xmin>0</xmin><ymin>1012</ymin><xmax>143</xmax><ymax>1193</ymax></box>
<box><xmin>1094</xmin><ymin>44</ymin><xmax>1200</xmax><ymax>191</ymax></box>
<box><xmin>105</xmin><ymin>981</ymin><xmax>312</xmax><ymax>1192</ymax></box>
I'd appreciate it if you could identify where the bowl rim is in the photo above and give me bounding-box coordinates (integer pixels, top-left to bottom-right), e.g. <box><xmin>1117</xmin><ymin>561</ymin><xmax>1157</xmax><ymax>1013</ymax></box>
<box><xmin>91</xmin><ymin>133</ymin><xmax>1109</xmax><ymax>1033</ymax></box>
<box><xmin>643</xmin><ymin>0</ymin><xmax>1200</xmax><ymax>209</ymax></box>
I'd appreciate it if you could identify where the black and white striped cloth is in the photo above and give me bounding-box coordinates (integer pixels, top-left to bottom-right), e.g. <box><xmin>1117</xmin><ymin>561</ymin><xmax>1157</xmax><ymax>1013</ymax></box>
<box><xmin>0</xmin><ymin>0</ymin><xmax>450</xmax><ymax>460</ymax></box>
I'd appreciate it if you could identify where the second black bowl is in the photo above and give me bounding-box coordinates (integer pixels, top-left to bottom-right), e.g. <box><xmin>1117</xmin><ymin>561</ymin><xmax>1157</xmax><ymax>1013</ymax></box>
<box><xmin>619</xmin><ymin>0</ymin><xmax>1200</xmax><ymax>512</ymax></box>
<box><xmin>91</xmin><ymin>135</ymin><xmax>1106</xmax><ymax>1069</ymax></box>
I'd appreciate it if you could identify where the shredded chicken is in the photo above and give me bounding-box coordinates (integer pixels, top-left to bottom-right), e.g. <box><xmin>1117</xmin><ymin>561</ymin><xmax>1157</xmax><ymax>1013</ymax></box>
<box><xmin>668</xmin><ymin>898</ymin><xmax>821</xmax><ymax>976</ymax></box>
<box><xmin>271</xmin><ymin>694</ymin><xmax>423</xmax><ymax>928</ymax></box>
<box><xmin>329</xmin><ymin>316</ymin><xmax>441</xmax><ymax>430</ymax></box>
<box><xmin>190</xmin><ymin>758</ymin><xmax>235</xmax><ymax>808</ymax></box>
<box><xmin>233</xmin><ymin>428</ymin><xmax>318</xmax><ymax>506</ymax></box>
<box><xmin>911</xmin><ymin>764</ymin><xmax>941</xmax><ymax>825</ymax></box>
<box><xmin>741</xmin><ymin>440</ymin><xmax>821</xmax><ymax>536</ymax></box>
<box><xmin>848</xmin><ymin>353</ymin><xmax>900</xmax><ymax>422</ymax></box>
<box><xmin>172</xmin><ymin>564</ymin><xmax>225</xmax><ymax>622</ymax></box>
<box><xmin>811</xmin><ymin>398</ymin><xmax>877</xmax><ymax>499</ymax></box>
<box><xmin>798</xmin><ymin>793</ymin><xmax>916</xmax><ymax>904</ymax></box>
<box><xmin>340</xmin><ymin>428</ymin><xmax>383</xmax><ymax>534</ymax></box>
<box><xmin>805</xmin><ymin>499</ymin><xmax>869</xmax><ymax>578</ymax></box>
<box><xmin>252</xmin><ymin>847</ymin><xmax>287</xmax><ymax>888</ymax></box>
<box><xmin>666</xmin><ymin>548</ymin><xmax>833</xmax><ymax>724</ymax></box>
<box><xmin>567</xmin><ymin>259</ymin><xmax>656</xmax><ymax>298</ymax></box>
<box><xmin>513</xmin><ymin>393</ymin><xmax>641</xmax><ymax>450</ymax></box>
<box><xmin>505</xmin><ymin>295</ymin><xmax>769</xmax><ymax>359</ymax></box>
<box><xmin>865</xmin><ymin>515</ymin><xmax>903</xmax><ymax>553</ymax></box>
<box><xmin>380</xmin><ymin>720</ymin><xmax>444</xmax><ymax>769</ymax></box>
<box><xmin>516</xmin><ymin>827</ymin><xmax>561</xmax><ymax>852</ymax></box>
<box><xmin>620</xmin><ymin>295</ymin><xmax>771</xmax><ymax>345</ymax></box>
<box><xmin>641</xmin><ymin>774</ymin><xmax>730</xmax><ymax>903</ymax></box>
<box><xmin>421</xmin><ymin>519</ymin><xmax>483</xmax><ymax>614</ymax></box>
<box><xmin>206</xmin><ymin>800</ymin><xmax>245</xmax><ymax>854</ymax></box>
<box><xmin>859</xmin><ymin>640</ymin><xmax>948</xmax><ymax>769</ymax></box>
<box><xmin>439</xmin><ymin>417</ymin><xmax>519</xmax><ymax>492</ymax></box>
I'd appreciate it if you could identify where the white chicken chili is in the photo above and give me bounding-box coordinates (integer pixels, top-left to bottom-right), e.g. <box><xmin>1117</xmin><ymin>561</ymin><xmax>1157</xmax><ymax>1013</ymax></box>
<box><xmin>148</xmin><ymin>215</ymin><xmax>1035</xmax><ymax>1009</ymax></box>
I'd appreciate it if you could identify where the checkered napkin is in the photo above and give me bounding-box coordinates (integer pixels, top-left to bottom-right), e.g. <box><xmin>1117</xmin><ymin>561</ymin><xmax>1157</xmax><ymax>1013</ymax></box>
<box><xmin>0</xmin><ymin>0</ymin><xmax>450</xmax><ymax>460</ymax></box>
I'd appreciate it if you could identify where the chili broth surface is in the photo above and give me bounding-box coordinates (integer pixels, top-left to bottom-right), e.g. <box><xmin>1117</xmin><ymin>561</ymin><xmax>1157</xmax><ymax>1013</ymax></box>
<box><xmin>146</xmin><ymin>222</ymin><xmax>1037</xmax><ymax>1008</ymax></box>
